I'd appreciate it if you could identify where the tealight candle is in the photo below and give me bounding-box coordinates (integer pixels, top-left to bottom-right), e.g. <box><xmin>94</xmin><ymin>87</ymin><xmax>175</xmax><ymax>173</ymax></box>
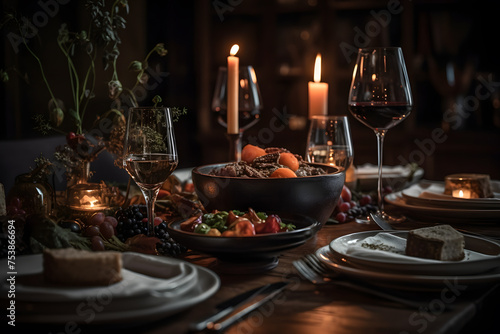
<box><xmin>308</xmin><ymin>53</ymin><xmax>328</xmax><ymax>118</ymax></box>
<box><xmin>444</xmin><ymin>173</ymin><xmax>493</xmax><ymax>199</ymax></box>
<box><xmin>452</xmin><ymin>189</ymin><xmax>472</xmax><ymax>199</ymax></box>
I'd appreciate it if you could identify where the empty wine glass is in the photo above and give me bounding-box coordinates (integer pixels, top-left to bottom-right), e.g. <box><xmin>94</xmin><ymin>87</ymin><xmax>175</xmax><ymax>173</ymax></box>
<box><xmin>123</xmin><ymin>107</ymin><xmax>178</xmax><ymax>237</ymax></box>
<box><xmin>348</xmin><ymin>47</ymin><xmax>412</xmax><ymax>222</ymax></box>
<box><xmin>306</xmin><ymin>115</ymin><xmax>354</xmax><ymax>172</ymax></box>
<box><xmin>212</xmin><ymin>65</ymin><xmax>263</xmax><ymax>131</ymax></box>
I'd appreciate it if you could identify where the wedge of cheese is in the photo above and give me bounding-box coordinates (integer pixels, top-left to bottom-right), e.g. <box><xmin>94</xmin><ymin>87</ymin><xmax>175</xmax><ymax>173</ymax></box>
<box><xmin>43</xmin><ymin>248</ymin><xmax>123</xmax><ymax>286</ymax></box>
<box><xmin>405</xmin><ymin>225</ymin><xmax>465</xmax><ymax>261</ymax></box>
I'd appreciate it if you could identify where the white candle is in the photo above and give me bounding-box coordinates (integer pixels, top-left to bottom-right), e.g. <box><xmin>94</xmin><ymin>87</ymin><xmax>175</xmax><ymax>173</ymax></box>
<box><xmin>308</xmin><ymin>53</ymin><xmax>328</xmax><ymax>118</ymax></box>
<box><xmin>227</xmin><ymin>44</ymin><xmax>239</xmax><ymax>134</ymax></box>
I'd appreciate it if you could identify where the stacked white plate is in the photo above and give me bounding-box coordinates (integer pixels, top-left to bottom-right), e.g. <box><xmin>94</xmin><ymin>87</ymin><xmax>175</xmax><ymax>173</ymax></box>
<box><xmin>385</xmin><ymin>180</ymin><xmax>500</xmax><ymax>222</ymax></box>
<box><xmin>317</xmin><ymin>231</ymin><xmax>500</xmax><ymax>291</ymax></box>
<box><xmin>0</xmin><ymin>252</ymin><xmax>220</xmax><ymax>324</ymax></box>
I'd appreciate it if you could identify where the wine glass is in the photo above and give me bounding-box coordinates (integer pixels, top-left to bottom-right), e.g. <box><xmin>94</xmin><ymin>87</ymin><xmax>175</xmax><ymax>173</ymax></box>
<box><xmin>347</xmin><ymin>47</ymin><xmax>412</xmax><ymax>221</ymax></box>
<box><xmin>306</xmin><ymin>115</ymin><xmax>354</xmax><ymax>172</ymax></box>
<box><xmin>123</xmin><ymin>107</ymin><xmax>178</xmax><ymax>237</ymax></box>
<box><xmin>212</xmin><ymin>65</ymin><xmax>263</xmax><ymax>131</ymax></box>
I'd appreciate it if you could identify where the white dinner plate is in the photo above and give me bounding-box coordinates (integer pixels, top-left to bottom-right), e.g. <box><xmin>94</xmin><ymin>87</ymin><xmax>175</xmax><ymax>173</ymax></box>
<box><xmin>317</xmin><ymin>246</ymin><xmax>500</xmax><ymax>291</ymax></box>
<box><xmin>1</xmin><ymin>253</ymin><xmax>220</xmax><ymax>324</ymax></box>
<box><xmin>329</xmin><ymin>231</ymin><xmax>500</xmax><ymax>276</ymax></box>
<box><xmin>401</xmin><ymin>180</ymin><xmax>500</xmax><ymax>209</ymax></box>
<box><xmin>385</xmin><ymin>191</ymin><xmax>500</xmax><ymax>223</ymax></box>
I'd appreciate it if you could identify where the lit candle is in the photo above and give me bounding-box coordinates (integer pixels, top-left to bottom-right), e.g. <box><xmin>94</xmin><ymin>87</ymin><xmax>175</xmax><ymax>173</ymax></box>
<box><xmin>308</xmin><ymin>53</ymin><xmax>328</xmax><ymax>118</ymax></box>
<box><xmin>227</xmin><ymin>44</ymin><xmax>239</xmax><ymax>134</ymax></box>
<box><xmin>452</xmin><ymin>189</ymin><xmax>472</xmax><ymax>199</ymax></box>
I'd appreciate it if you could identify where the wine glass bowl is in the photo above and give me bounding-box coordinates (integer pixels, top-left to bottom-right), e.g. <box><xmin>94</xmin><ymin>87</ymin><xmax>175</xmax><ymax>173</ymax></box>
<box><xmin>348</xmin><ymin>47</ymin><xmax>413</xmax><ymax>220</ymax></box>
<box><xmin>123</xmin><ymin>107</ymin><xmax>178</xmax><ymax>236</ymax></box>
<box><xmin>305</xmin><ymin>115</ymin><xmax>354</xmax><ymax>172</ymax></box>
<box><xmin>212</xmin><ymin>65</ymin><xmax>263</xmax><ymax>131</ymax></box>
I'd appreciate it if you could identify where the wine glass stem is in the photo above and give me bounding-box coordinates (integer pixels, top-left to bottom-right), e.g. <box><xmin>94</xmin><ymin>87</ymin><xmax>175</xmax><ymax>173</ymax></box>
<box><xmin>375</xmin><ymin>130</ymin><xmax>387</xmax><ymax>213</ymax></box>
<box><xmin>142</xmin><ymin>188</ymin><xmax>160</xmax><ymax>237</ymax></box>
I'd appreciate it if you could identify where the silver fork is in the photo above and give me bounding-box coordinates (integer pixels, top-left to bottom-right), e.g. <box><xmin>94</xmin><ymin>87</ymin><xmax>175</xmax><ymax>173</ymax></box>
<box><xmin>293</xmin><ymin>254</ymin><xmax>428</xmax><ymax>309</ymax></box>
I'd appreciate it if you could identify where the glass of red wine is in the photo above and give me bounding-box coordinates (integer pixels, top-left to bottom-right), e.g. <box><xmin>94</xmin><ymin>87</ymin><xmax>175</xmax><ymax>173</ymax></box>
<box><xmin>123</xmin><ymin>107</ymin><xmax>178</xmax><ymax>236</ymax></box>
<box><xmin>348</xmin><ymin>47</ymin><xmax>412</xmax><ymax>222</ymax></box>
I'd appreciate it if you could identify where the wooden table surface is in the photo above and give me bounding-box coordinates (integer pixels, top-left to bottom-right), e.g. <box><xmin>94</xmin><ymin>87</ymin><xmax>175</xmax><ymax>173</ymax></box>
<box><xmin>134</xmin><ymin>215</ymin><xmax>500</xmax><ymax>334</ymax></box>
<box><xmin>11</xmin><ymin>212</ymin><xmax>500</xmax><ymax>334</ymax></box>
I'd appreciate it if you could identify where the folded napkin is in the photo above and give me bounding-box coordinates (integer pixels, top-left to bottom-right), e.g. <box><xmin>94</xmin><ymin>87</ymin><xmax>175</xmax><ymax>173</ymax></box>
<box><xmin>344</xmin><ymin>233</ymin><xmax>494</xmax><ymax>264</ymax></box>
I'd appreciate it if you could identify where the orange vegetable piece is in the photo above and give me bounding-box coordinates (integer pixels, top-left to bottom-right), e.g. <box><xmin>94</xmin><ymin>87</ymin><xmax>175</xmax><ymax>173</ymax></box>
<box><xmin>270</xmin><ymin>168</ymin><xmax>297</xmax><ymax>178</ymax></box>
<box><xmin>241</xmin><ymin>144</ymin><xmax>266</xmax><ymax>163</ymax></box>
<box><xmin>278</xmin><ymin>152</ymin><xmax>299</xmax><ymax>171</ymax></box>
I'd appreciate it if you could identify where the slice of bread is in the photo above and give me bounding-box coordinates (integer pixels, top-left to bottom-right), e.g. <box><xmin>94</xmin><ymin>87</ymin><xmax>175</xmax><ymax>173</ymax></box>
<box><xmin>405</xmin><ymin>225</ymin><xmax>465</xmax><ymax>261</ymax></box>
<box><xmin>43</xmin><ymin>248</ymin><xmax>123</xmax><ymax>286</ymax></box>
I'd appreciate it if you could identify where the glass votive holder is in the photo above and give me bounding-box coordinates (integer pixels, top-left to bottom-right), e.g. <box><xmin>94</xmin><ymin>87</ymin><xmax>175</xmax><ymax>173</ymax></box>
<box><xmin>67</xmin><ymin>183</ymin><xmax>108</xmax><ymax>212</ymax></box>
<box><xmin>444</xmin><ymin>174</ymin><xmax>493</xmax><ymax>199</ymax></box>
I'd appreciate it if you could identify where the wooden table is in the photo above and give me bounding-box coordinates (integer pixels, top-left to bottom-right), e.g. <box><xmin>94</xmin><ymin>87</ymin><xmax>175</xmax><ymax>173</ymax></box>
<box><xmin>12</xmin><ymin>216</ymin><xmax>500</xmax><ymax>334</ymax></box>
<box><xmin>133</xmin><ymin>217</ymin><xmax>500</xmax><ymax>334</ymax></box>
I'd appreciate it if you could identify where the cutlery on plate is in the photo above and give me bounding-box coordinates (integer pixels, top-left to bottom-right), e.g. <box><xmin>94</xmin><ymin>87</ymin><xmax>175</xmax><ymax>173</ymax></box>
<box><xmin>189</xmin><ymin>281</ymin><xmax>290</xmax><ymax>332</ymax></box>
<box><xmin>293</xmin><ymin>254</ymin><xmax>429</xmax><ymax>309</ymax></box>
<box><xmin>369</xmin><ymin>213</ymin><xmax>395</xmax><ymax>231</ymax></box>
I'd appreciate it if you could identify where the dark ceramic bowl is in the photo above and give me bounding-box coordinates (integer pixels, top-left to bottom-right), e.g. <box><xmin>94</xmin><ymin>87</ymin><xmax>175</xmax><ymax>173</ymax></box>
<box><xmin>167</xmin><ymin>213</ymin><xmax>321</xmax><ymax>261</ymax></box>
<box><xmin>191</xmin><ymin>163</ymin><xmax>345</xmax><ymax>226</ymax></box>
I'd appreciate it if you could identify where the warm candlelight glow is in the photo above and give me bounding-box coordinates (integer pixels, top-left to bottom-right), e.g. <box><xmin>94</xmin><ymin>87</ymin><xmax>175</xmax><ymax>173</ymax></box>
<box><xmin>230</xmin><ymin>44</ymin><xmax>239</xmax><ymax>56</ymax></box>
<box><xmin>308</xmin><ymin>53</ymin><xmax>328</xmax><ymax>118</ymax></box>
<box><xmin>452</xmin><ymin>189</ymin><xmax>472</xmax><ymax>199</ymax></box>
<box><xmin>313</xmin><ymin>53</ymin><xmax>322</xmax><ymax>82</ymax></box>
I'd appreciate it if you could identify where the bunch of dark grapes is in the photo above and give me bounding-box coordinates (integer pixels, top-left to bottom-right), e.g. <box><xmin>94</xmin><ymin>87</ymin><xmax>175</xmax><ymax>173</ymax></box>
<box><xmin>345</xmin><ymin>203</ymin><xmax>378</xmax><ymax>221</ymax></box>
<box><xmin>115</xmin><ymin>205</ymin><xmax>187</xmax><ymax>257</ymax></box>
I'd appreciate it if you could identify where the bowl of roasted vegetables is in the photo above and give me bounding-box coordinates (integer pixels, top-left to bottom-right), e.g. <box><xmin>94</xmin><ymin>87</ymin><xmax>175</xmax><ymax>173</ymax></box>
<box><xmin>167</xmin><ymin>208</ymin><xmax>321</xmax><ymax>260</ymax></box>
<box><xmin>191</xmin><ymin>145</ymin><xmax>345</xmax><ymax>227</ymax></box>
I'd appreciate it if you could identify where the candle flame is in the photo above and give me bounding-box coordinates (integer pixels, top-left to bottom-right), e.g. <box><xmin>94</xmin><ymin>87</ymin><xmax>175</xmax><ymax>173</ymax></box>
<box><xmin>458</xmin><ymin>190</ymin><xmax>464</xmax><ymax>198</ymax></box>
<box><xmin>230</xmin><ymin>44</ymin><xmax>239</xmax><ymax>56</ymax></box>
<box><xmin>313</xmin><ymin>53</ymin><xmax>322</xmax><ymax>82</ymax></box>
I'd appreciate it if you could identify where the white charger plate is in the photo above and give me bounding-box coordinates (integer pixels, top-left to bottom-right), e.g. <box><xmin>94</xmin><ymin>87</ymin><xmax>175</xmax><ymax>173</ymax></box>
<box><xmin>317</xmin><ymin>246</ymin><xmax>500</xmax><ymax>291</ymax></box>
<box><xmin>401</xmin><ymin>181</ymin><xmax>500</xmax><ymax>209</ymax></box>
<box><xmin>1</xmin><ymin>253</ymin><xmax>220</xmax><ymax>324</ymax></box>
<box><xmin>329</xmin><ymin>231</ymin><xmax>500</xmax><ymax>276</ymax></box>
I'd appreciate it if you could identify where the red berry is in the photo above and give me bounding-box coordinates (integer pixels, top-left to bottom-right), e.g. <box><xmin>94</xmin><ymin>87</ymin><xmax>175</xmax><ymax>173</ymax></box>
<box><xmin>90</xmin><ymin>236</ymin><xmax>105</xmax><ymax>251</ymax></box>
<box><xmin>89</xmin><ymin>212</ymin><xmax>105</xmax><ymax>226</ymax></box>
<box><xmin>341</xmin><ymin>185</ymin><xmax>352</xmax><ymax>203</ymax></box>
<box><xmin>100</xmin><ymin>221</ymin><xmax>115</xmax><ymax>240</ymax></box>
<box><xmin>335</xmin><ymin>212</ymin><xmax>347</xmax><ymax>223</ymax></box>
<box><xmin>104</xmin><ymin>216</ymin><xmax>118</xmax><ymax>228</ymax></box>
<box><xmin>83</xmin><ymin>225</ymin><xmax>101</xmax><ymax>237</ymax></box>
<box><xmin>154</xmin><ymin>217</ymin><xmax>163</xmax><ymax>226</ymax></box>
<box><xmin>350</xmin><ymin>201</ymin><xmax>357</xmax><ymax>208</ymax></box>
<box><xmin>339</xmin><ymin>202</ymin><xmax>351</xmax><ymax>213</ymax></box>
<box><xmin>359</xmin><ymin>195</ymin><xmax>372</xmax><ymax>206</ymax></box>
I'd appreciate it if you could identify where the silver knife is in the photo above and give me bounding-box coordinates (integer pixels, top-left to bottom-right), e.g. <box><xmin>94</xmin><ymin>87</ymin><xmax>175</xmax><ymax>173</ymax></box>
<box><xmin>189</xmin><ymin>281</ymin><xmax>290</xmax><ymax>332</ymax></box>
